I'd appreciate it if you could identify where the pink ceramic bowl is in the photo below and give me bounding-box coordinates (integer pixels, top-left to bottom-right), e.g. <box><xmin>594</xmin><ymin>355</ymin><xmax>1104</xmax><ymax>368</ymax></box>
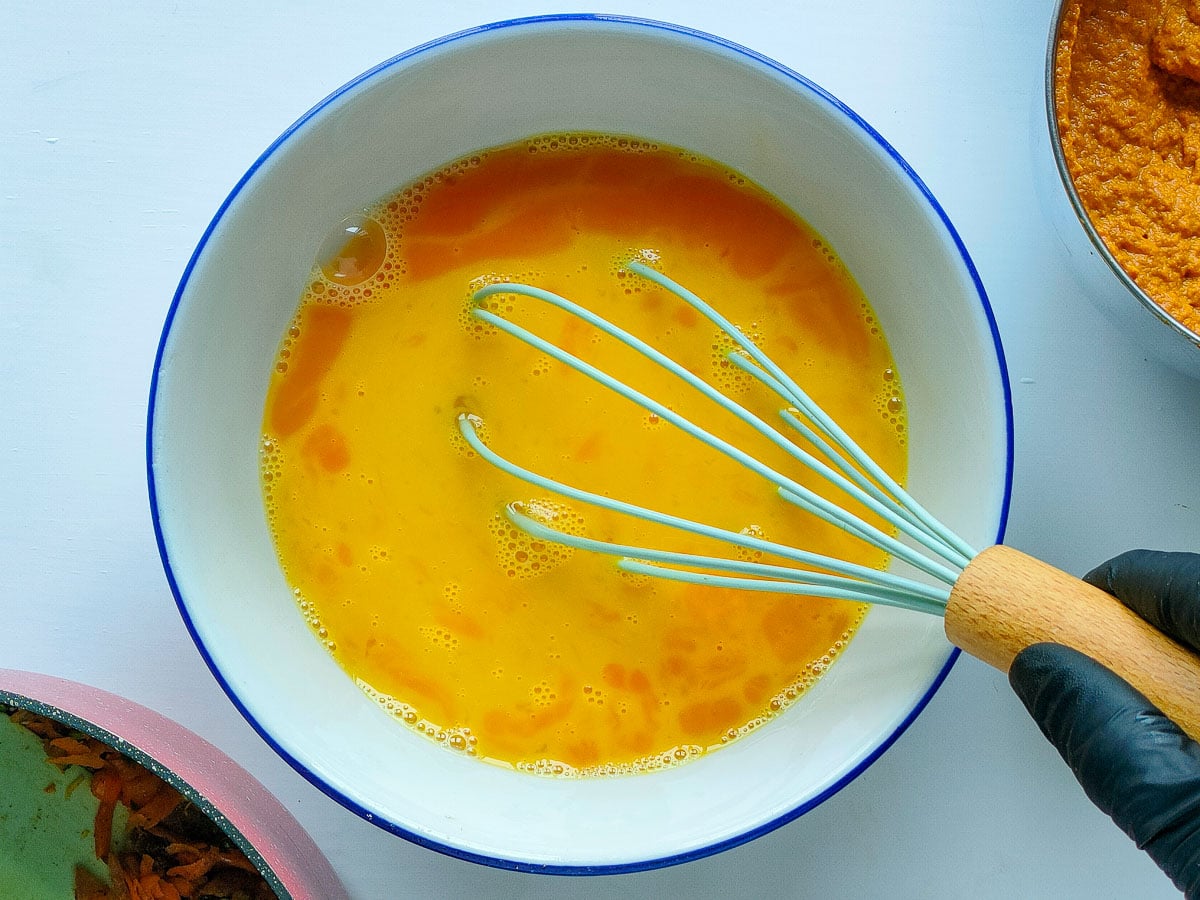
<box><xmin>0</xmin><ymin>668</ymin><xmax>347</xmax><ymax>900</ymax></box>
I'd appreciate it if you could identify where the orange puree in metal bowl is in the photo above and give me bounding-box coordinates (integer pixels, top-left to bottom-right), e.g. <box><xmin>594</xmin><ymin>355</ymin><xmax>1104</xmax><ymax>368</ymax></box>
<box><xmin>260</xmin><ymin>134</ymin><xmax>907</xmax><ymax>776</ymax></box>
<box><xmin>1055</xmin><ymin>0</ymin><xmax>1200</xmax><ymax>335</ymax></box>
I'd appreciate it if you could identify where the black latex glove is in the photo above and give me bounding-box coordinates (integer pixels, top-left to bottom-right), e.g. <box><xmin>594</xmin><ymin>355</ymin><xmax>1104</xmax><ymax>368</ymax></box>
<box><xmin>1009</xmin><ymin>549</ymin><xmax>1200</xmax><ymax>897</ymax></box>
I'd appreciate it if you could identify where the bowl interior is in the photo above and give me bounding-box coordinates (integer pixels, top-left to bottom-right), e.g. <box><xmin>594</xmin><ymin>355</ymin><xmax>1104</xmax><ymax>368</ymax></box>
<box><xmin>150</xmin><ymin>17</ymin><xmax>1010</xmax><ymax>870</ymax></box>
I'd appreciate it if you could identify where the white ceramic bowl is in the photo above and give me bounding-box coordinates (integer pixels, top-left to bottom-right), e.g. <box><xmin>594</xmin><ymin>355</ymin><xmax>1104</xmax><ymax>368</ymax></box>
<box><xmin>0</xmin><ymin>669</ymin><xmax>347</xmax><ymax>898</ymax></box>
<box><xmin>1042</xmin><ymin>0</ymin><xmax>1200</xmax><ymax>379</ymax></box>
<box><xmin>149</xmin><ymin>15</ymin><xmax>1012</xmax><ymax>872</ymax></box>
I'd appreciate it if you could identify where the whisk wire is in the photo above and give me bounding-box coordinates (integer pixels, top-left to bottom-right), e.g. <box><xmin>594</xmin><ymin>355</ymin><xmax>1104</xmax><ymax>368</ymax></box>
<box><xmin>457</xmin><ymin>414</ymin><xmax>950</xmax><ymax>611</ymax></box>
<box><xmin>617</xmin><ymin>561</ymin><xmax>948</xmax><ymax>613</ymax></box>
<box><xmin>775</xmin><ymin>486</ymin><xmax>958</xmax><ymax>584</ymax></box>
<box><xmin>718</xmin><ymin>350</ymin><xmax>970</xmax><ymax>571</ymax></box>
<box><xmin>463</xmin><ymin>263</ymin><xmax>977</xmax><ymax>614</ymax></box>
<box><xmin>735</xmin><ymin>359</ymin><xmax>971</xmax><ymax>569</ymax></box>
<box><xmin>503</xmin><ymin>504</ymin><xmax>949</xmax><ymax>612</ymax></box>
<box><xmin>629</xmin><ymin>260</ymin><xmax>977</xmax><ymax>564</ymax></box>
<box><xmin>475</xmin><ymin>281</ymin><xmax>895</xmax><ymax>519</ymax></box>
<box><xmin>474</xmin><ymin>281</ymin><xmax>963</xmax><ymax>577</ymax></box>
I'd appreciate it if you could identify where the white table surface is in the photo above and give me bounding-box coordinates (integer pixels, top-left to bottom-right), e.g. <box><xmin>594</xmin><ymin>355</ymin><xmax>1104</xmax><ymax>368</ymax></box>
<box><xmin>4</xmin><ymin>1</ymin><xmax>1199</xmax><ymax>897</ymax></box>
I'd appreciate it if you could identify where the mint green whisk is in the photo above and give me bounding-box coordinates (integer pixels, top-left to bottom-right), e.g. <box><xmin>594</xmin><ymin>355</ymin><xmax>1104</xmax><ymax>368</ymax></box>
<box><xmin>456</xmin><ymin>260</ymin><xmax>973</xmax><ymax>615</ymax></box>
<box><xmin>453</xmin><ymin>259</ymin><xmax>1200</xmax><ymax>742</ymax></box>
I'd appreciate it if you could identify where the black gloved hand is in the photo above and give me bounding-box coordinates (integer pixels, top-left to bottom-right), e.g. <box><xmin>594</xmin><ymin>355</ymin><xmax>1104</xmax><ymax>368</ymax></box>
<box><xmin>1009</xmin><ymin>549</ymin><xmax>1200</xmax><ymax>897</ymax></box>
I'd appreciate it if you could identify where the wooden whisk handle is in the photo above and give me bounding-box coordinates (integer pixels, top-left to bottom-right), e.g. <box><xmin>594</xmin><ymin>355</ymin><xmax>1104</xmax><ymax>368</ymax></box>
<box><xmin>945</xmin><ymin>545</ymin><xmax>1200</xmax><ymax>742</ymax></box>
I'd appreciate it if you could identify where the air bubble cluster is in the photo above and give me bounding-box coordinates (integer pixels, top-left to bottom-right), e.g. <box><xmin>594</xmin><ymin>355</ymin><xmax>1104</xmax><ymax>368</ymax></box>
<box><xmin>530</xmin><ymin>680</ymin><xmax>558</xmax><ymax>708</ymax></box>
<box><xmin>526</xmin><ymin>133</ymin><xmax>659</xmax><ymax>155</ymax></box>
<box><xmin>610</xmin><ymin>247</ymin><xmax>661</xmax><ymax>295</ymax></box>
<box><xmin>735</xmin><ymin>524</ymin><xmax>767</xmax><ymax>563</ymax></box>
<box><xmin>617</xmin><ymin>568</ymin><xmax>654</xmax><ymax>590</ymax></box>
<box><xmin>418</xmin><ymin>624</ymin><xmax>460</xmax><ymax>652</ymax></box>
<box><xmin>292</xmin><ymin>588</ymin><xmax>336</xmax><ymax>652</ymax></box>
<box><xmin>259</xmin><ymin>434</ymin><xmax>284</xmax><ymax>517</ymax></box>
<box><xmin>812</xmin><ymin>236</ymin><xmax>844</xmax><ymax>269</ymax></box>
<box><xmin>268</xmin><ymin>317</ymin><xmax>304</xmax><ymax>375</ymax></box>
<box><xmin>448</xmin><ymin>414</ymin><xmax>489</xmax><ymax>459</ymax></box>
<box><xmin>489</xmin><ymin>499</ymin><xmax>585</xmax><ymax>579</ymax></box>
<box><xmin>358</xmin><ymin>680</ymin><xmax>479</xmax><ymax>756</ymax></box>
<box><xmin>709</xmin><ymin>323</ymin><xmax>764</xmax><ymax>396</ymax></box>
<box><xmin>458</xmin><ymin>272</ymin><xmax>550</xmax><ymax>341</ymax></box>
<box><xmin>731</xmin><ymin>615</ymin><xmax>867</xmax><ymax>743</ymax></box>
<box><xmin>516</xmin><ymin>743</ymin><xmax>704</xmax><ymax>779</ymax></box>
<box><xmin>873</xmin><ymin>370</ymin><xmax>908</xmax><ymax>443</ymax></box>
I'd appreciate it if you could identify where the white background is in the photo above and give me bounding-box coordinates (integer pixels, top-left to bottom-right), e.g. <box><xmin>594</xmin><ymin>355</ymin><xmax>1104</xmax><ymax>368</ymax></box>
<box><xmin>4</xmin><ymin>1</ymin><xmax>1199</xmax><ymax>897</ymax></box>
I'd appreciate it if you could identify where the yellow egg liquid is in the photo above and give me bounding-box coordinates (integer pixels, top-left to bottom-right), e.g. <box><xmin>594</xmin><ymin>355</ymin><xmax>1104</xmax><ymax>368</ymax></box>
<box><xmin>261</xmin><ymin>134</ymin><xmax>907</xmax><ymax>776</ymax></box>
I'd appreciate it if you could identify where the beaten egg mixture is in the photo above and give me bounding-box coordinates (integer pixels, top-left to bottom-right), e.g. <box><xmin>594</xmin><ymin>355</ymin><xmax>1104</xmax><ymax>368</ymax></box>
<box><xmin>261</xmin><ymin>134</ymin><xmax>907</xmax><ymax>775</ymax></box>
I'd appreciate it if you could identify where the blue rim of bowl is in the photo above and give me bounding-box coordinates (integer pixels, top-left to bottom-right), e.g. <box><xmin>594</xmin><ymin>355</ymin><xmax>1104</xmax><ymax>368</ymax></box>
<box><xmin>147</xmin><ymin>12</ymin><xmax>1014</xmax><ymax>876</ymax></box>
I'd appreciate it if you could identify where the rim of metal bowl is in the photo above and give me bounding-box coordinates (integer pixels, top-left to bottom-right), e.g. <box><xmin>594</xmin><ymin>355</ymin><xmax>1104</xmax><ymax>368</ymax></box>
<box><xmin>147</xmin><ymin>13</ymin><xmax>1015</xmax><ymax>875</ymax></box>
<box><xmin>1044</xmin><ymin>0</ymin><xmax>1200</xmax><ymax>353</ymax></box>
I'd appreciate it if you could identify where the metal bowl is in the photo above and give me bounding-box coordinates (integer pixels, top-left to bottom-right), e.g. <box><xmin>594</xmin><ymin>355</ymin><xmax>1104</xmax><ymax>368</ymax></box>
<box><xmin>1044</xmin><ymin>0</ymin><xmax>1200</xmax><ymax>378</ymax></box>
